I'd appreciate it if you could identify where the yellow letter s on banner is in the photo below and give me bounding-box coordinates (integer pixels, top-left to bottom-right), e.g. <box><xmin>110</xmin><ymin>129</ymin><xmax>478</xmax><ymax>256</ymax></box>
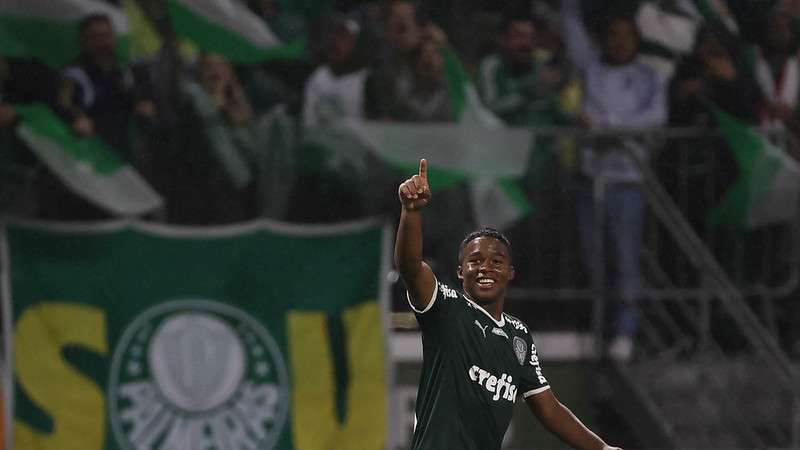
<box><xmin>14</xmin><ymin>303</ymin><xmax>107</xmax><ymax>450</ymax></box>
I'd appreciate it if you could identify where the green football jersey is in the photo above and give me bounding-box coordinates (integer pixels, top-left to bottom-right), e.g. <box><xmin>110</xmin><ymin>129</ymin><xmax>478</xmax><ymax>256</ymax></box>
<box><xmin>409</xmin><ymin>278</ymin><xmax>550</xmax><ymax>450</ymax></box>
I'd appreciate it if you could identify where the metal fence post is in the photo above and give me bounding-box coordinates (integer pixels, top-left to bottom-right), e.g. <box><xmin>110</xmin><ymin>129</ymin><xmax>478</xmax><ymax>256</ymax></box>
<box><xmin>592</xmin><ymin>173</ymin><xmax>606</xmax><ymax>357</ymax></box>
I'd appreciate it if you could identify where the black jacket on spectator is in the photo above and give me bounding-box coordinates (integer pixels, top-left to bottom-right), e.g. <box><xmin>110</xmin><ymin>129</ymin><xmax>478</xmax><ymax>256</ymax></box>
<box><xmin>1</xmin><ymin>57</ymin><xmax>59</xmax><ymax>107</ymax></box>
<box><xmin>668</xmin><ymin>55</ymin><xmax>762</xmax><ymax>126</ymax></box>
<box><xmin>62</xmin><ymin>57</ymin><xmax>152</xmax><ymax>157</ymax></box>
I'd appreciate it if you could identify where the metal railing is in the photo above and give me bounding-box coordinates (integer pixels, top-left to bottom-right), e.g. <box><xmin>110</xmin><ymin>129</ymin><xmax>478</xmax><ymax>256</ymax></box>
<box><xmin>506</xmin><ymin>126</ymin><xmax>800</xmax><ymax>449</ymax></box>
<box><xmin>507</xmin><ymin>126</ymin><xmax>799</xmax><ymax>299</ymax></box>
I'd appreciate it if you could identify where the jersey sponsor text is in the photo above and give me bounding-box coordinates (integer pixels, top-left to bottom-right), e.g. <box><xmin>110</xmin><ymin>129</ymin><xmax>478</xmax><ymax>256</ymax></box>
<box><xmin>439</xmin><ymin>283</ymin><xmax>459</xmax><ymax>299</ymax></box>
<box><xmin>529</xmin><ymin>347</ymin><xmax>547</xmax><ymax>384</ymax></box>
<box><xmin>468</xmin><ymin>365</ymin><xmax>518</xmax><ymax>402</ymax></box>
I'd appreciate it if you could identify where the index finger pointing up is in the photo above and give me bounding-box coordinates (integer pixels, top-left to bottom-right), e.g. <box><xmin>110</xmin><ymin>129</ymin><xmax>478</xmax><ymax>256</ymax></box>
<box><xmin>419</xmin><ymin>158</ymin><xmax>428</xmax><ymax>180</ymax></box>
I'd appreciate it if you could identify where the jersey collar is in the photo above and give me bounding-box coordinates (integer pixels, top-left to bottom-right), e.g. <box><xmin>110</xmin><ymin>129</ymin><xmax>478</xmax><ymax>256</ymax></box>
<box><xmin>463</xmin><ymin>295</ymin><xmax>506</xmax><ymax>327</ymax></box>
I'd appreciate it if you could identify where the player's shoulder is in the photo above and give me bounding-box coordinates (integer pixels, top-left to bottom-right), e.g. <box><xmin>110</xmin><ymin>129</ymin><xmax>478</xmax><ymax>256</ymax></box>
<box><xmin>435</xmin><ymin>280</ymin><xmax>462</xmax><ymax>301</ymax></box>
<box><xmin>502</xmin><ymin>312</ymin><xmax>531</xmax><ymax>336</ymax></box>
<box><xmin>432</xmin><ymin>280</ymin><xmax>475</xmax><ymax>314</ymax></box>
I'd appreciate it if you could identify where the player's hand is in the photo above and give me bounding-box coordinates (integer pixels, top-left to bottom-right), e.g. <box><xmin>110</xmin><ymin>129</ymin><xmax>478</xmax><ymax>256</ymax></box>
<box><xmin>398</xmin><ymin>159</ymin><xmax>431</xmax><ymax>211</ymax></box>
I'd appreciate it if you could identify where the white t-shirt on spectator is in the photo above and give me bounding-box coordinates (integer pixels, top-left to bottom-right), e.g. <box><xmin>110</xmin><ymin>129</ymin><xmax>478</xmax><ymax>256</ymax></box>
<box><xmin>302</xmin><ymin>66</ymin><xmax>368</xmax><ymax>128</ymax></box>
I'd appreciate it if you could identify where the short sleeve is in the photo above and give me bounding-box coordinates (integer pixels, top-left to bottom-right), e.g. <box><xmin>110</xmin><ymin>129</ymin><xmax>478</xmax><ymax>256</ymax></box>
<box><xmin>407</xmin><ymin>277</ymin><xmax>439</xmax><ymax>314</ymax></box>
<box><xmin>407</xmin><ymin>278</ymin><xmax>460</xmax><ymax>330</ymax></box>
<box><xmin>517</xmin><ymin>333</ymin><xmax>550</xmax><ymax>399</ymax></box>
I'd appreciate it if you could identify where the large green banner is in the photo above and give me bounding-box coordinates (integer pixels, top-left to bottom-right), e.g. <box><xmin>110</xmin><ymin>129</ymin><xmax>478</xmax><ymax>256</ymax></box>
<box><xmin>1</xmin><ymin>219</ymin><xmax>390</xmax><ymax>450</ymax></box>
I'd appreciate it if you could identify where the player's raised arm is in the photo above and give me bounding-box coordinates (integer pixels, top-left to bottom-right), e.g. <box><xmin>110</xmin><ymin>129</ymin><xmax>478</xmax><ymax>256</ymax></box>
<box><xmin>394</xmin><ymin>159</ymin><xmax>436</xmax><ymax>311</ymax></box>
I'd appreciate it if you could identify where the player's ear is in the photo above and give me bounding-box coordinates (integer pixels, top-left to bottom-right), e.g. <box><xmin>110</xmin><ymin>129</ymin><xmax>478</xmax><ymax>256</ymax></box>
<box><xmin>509</xmin><ymin>265</ymin><xmax>515</xmax><ymax>281</ymax></box>
<box><xmin>457</xmin><ymin>265</ymin><xmax>463</xmax><ymax>280</ymax></box>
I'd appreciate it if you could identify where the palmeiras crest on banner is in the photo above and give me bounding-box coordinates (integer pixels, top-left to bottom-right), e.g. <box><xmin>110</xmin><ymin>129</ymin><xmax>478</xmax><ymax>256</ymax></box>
<box><xmin>108</xmin><ymin>299</ymin><xmax>290</xmax><ymax>450</ymax></box>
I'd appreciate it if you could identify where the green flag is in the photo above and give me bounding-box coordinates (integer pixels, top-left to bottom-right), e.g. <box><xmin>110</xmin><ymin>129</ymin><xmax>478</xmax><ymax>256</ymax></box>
<box><xmin>167</xmin><ymin>0</ymin><xmax>304</xmax><ymax>64</ymax></box>
<box><xmin>14</xmin><ymin>103</ymin><xmax>163</xmax><ymax>217</ymax></box>
<box><xmin>335</xmin><ymin>47</ymin><xmax>533</xmax><ymax>230</ymax></box>
<box><xmin>634</xmin><ymin>0</ymin><xmax>738</xmax><ymax>79</ymax></box>
<box><xmin>708</xmin><ymin>110</ymin><xmax>800</xmax><ymax>228</ymax></box>
<box><xmin>3</xmin><ymin>218</ymin><xmax>390</xmax><ymax>450</ymax></box>
<box><xmin>0</xmin><ymin>0</ymin><xmax>130</xmax><ymax>68</ymax></box>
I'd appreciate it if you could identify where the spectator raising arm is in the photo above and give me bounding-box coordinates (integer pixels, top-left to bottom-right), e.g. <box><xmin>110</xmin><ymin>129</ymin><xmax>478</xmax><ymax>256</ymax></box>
<box><xmin>560</xmin><ymin>0</ymin><xmax>598</xmax><ymax>73</ymax></box>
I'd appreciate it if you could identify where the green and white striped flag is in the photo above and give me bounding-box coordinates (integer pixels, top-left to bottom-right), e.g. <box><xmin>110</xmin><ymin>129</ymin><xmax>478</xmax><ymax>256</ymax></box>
<box><xmin>14</xmin><ymin>104</ymin><xmax>163</xmax><ymax>217</ymax></box>
<box><xmin>0</xmin><ymin>0</ymin><xmax>130</xmax><ymax>68</ymax></box>
<box><xmin>341</xmin><ymin>47</ymin><xmax>533</xmax><ymax>230</ymax></box>
<box><xmin>708</xmin><ymin>110</ymin><xmax>800</xmax><ymax>228</ymax></box>
<box><xmin>636</xmin><ymin>0</ymin><xmax>738</xmax><ymax>79</ymax></box>
<box><xmin>167</xmin><ymin>0</ymin><xmax>304</xmax><ymax>64</ymax></box>
<box><xmin>441</xmin><ymin>47</ymin><xmax>534</xmax><ymax>229</ymax></box>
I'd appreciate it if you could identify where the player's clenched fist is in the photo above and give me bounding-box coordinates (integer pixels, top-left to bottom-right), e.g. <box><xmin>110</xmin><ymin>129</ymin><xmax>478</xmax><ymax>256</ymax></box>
<box><xmin>398</xmin><ymin>159</ymin><xmax>431</xmax><ymax>211</ymax></box>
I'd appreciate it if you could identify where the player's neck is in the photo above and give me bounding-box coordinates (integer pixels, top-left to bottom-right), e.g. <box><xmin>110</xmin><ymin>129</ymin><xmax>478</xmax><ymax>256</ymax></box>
<box><xmin>477</xmin><ymin>298</ymin><xmax>504</xmax><ymax>322</ymax></box>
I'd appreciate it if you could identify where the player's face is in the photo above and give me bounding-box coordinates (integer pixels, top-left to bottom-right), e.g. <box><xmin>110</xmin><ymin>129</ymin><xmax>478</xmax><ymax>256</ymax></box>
<box><xmin>457</xmin><ymin>237</ymin><xmax>514</xmax><ymax>304</ymax></box>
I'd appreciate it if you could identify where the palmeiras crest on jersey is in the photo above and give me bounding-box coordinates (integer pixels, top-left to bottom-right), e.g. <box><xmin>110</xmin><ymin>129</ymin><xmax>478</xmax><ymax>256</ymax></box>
<box><xmin>108</xmin><ymin>299</ymin><xmax>290</xmax><ymax>450</ymax></box>
<box><xmin>512</xmin><ymin>336</ymin><xmax>527</xmax><ymax>366</ymax></box>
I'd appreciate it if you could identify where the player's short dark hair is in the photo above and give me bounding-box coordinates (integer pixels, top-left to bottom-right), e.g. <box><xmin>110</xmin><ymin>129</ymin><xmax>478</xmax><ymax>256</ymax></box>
<box><xmin>458</xmin><ymin>227</ymin><xmax>513</xmax><ymax>263</ymax></box>
<box><xmin>79</xmin><ymin>13</ymin><xmax>112</xmax><ymax>35</ymax></box>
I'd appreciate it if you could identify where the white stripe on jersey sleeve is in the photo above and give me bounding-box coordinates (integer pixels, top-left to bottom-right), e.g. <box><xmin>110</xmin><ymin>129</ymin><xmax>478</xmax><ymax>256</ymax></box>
<box><xmin>523</xmin><ymin>385</ymin><xmax>551</xmax><ymax>398</ymax></box>
<box><xmin>407</xmin><ymin>278</ymin><xmax>439</xmax><ymax>314</ymax></box>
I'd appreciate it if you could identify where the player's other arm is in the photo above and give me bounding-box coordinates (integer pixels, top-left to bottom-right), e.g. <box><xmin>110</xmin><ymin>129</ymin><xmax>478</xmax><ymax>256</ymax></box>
<box><xmin>526</xmin><ymin>390</ymin><xmax>622</xmax><ymax>450</ymax></box>
<box><xmin>394</xmin><ymin>159</ymin><xmax>436</xmax><ymax>311</ymax></box>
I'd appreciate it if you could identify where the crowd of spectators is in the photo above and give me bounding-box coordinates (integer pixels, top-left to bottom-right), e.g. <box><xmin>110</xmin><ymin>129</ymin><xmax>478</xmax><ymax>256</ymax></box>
<box><xmin>2</xmin><ymin>0</ymin><xmax>800</xmax><ymax>355</ymax></box>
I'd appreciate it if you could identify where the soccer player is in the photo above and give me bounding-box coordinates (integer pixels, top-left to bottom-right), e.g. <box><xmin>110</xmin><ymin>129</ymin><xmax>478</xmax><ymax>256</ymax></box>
<box><xmin>395</xmin><ymin>159</ymin><xmax>622</xmax><ymax>450</ymax></box>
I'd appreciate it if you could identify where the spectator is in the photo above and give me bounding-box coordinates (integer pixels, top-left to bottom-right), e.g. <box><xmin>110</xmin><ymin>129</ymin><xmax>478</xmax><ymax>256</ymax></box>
<box><xmin>752</xmin><ymin>8</ymin><xmax>800</xmax><ymax>130</ymax></box>
<box><xmin>1</xmin><ymin>54</ymin><xmax>124</xmax><ymax>220</ymax></box>
<box><xmin>670</xmin><ymin>25</ymin><xmax>761</xmax><ymax>126</ymax></box>
<box><xmin>386</xmin><ymin>38</ymin><xmax>454</xmax><ymax>122</ymax></box>
<box><xmin>166</xmin><ymin>52</ymin><xmax>258</xmax><ymax>224</ymax></box>
<box><xmin>0</xmin><ymin>56</ymin><xmax>59</xmax><ymax>216</ymax></box>
<box><xmin>477</xmin><ymin>15</ymin><xmax>569</xmax><ymax>126</ymax></box>
<box><xmin>364</xmin><ymin>0</ymin><xmax>447</xmax><ymax>119</ymax></box>
<box><xmin>383</xmin><ymin>0</ymin><xmax>424</xmax><ymax>62</ymax></box>
<box><xmin>658</xmin><ymin>26</ymin><xmax>759</xmax><ymax>271</ymax></box>
<box><xmin>196</xmin><ymin>53</ymin><xmax>255</xmax><ymax>128</ymax></box>
<box><xmin>302</xmin><ymin>14</ymin><xmax>367</xmax><ymax>128</ymax></box>
<box><xmin>58</xmin><ymin>13</ymin><xmax>156</xmax><ymax>157</ymax></box>
<box><xmin>478</xmin><ymin>12</ymin><xmax>579</xmax><ymax>288</ymax></box>
<box><xmin>244</xmin><ymin>0</ymin><xmax>312</xmax><ymax>112</ymax></box>
<box><xmin>562</xmin><ymin>0</ymin><xmax>668</xmax><ymax>360</ymax></box>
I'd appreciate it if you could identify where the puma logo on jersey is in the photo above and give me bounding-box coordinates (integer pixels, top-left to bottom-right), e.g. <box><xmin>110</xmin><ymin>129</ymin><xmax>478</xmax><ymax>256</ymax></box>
<box><xmin>468</xmin><ymin>365</ymin><xmax>518</xmax><ymax>402</ymax></box>
<box><xmin>474</xmin><ymin>320</ymin><xmax>488</xmax><ymax>338</ymax></box>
